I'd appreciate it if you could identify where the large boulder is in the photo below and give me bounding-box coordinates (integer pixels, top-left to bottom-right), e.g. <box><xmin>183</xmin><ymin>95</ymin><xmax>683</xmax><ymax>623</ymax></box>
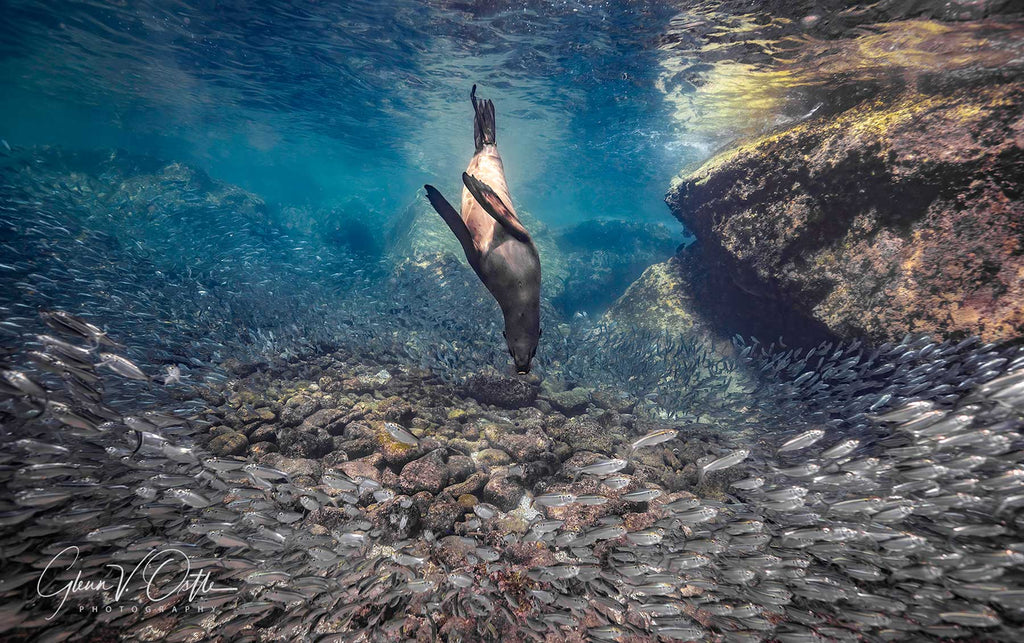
<box><xmin>549</xmin><ymin>219</ymin><xmax>681</xmax><ymax>317</ymax></box>
<box><xmin>668</xmin><ymin>79</ymin><xmax>1024</xmax><ymax>344</ymax></box>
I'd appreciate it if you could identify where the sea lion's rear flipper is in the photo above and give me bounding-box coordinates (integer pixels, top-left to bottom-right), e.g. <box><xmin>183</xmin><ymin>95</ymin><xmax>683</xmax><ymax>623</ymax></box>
<box><xmin>424</xmin><ymin>185</ymin><xmax>482</xmax><ymax>274</ymax></box>
<box><xmin>462</xmin><ymin>172</ymin><xmax>531</xmax><ymax>243</ymax></box>
<box><xmin>471</xmin><ymin>84</ymin><xmax>496</xmax><ymax>152</ymax></box>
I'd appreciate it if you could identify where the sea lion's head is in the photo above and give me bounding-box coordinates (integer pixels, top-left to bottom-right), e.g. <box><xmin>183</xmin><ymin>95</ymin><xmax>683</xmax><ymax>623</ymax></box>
<box><xmin>504</xmin><ymin>316</ymin><xmax>540</xmax><ymax>375</ymax></box>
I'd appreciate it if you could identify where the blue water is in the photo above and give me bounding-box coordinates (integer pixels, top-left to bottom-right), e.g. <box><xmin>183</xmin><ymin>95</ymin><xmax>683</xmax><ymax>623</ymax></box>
<box><xmin>1</xmin><ymin>0</ymin><xmax>694</xmax><ymax>225</ymax></box>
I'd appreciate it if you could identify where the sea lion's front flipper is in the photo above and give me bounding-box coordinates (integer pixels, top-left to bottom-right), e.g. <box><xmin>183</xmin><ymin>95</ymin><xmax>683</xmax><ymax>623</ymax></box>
<box><xmin>424</xmin><ymin>185</ymin><xmax>482</xmax><ymax>274</ymax></box>
<box><xmin>462</xmin><ymin>172</ymin><xmax>531</xmax><ymax>243</ymax></box>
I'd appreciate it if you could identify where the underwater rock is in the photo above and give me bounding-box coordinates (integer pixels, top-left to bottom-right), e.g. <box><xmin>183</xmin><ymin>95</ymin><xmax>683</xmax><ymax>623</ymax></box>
<box><xmin>367</xmin><ymin>496</ymin><xmax>421</xmax><ymax>542</ymax></box>
<box><xmin>482</xmin><ymin>471</ymin><xmax>524</xmax><ymax>512</ymax></box>
<box><xmin>435</xmin><ymin>535</ymin><xmax>477</xmax><ymax>569</ymax></box>
<box><xmin>336</xmin><ymin>456</ymin><xmax>383</xmax><ymax>483</ymax></box>
<box><xmin>259</xmin><ymin>454</ymin><xmax>322</xmax><ymax>481</ymax></box>
<box><xmin>370</xmin><ymin>420</ymin><xmax>424</xmax><ymax>466</ymax></box>
<box><xmin>591</xmin><ymin>388</ymin><xmax>637</xmax><ymax>414</ymax></box>
<box><xmin>398</xmin><ymin>449</ymin><xmax>450</xmax><ymax>494</ymax></box>
<box><xmin>280</xmin><ymin>393</ymin><xmax>322</xmax><ymax>426</ymax></box>
<box><xmin>460</xmin><ymin>373</ymin><xmax>537</xmax><ymax>408</ymax></box>
<box><xmin>446</xmin><ymin>454</ymin><xmax>476</xmax><ymax>482</ymax></box>
<box><xmin>547</xmin><ymin>415</ymin><xmax>615</xmax><ymax>456</ymax></box>
<box><xmin>208</xmin><ymin>430</ymin><xmax>248</xmax><ymax>456</ymax></box>
<box><xmin>301</xmin><ymin>407</ymin><xmax>347</xmax><ymax>433</ymax></box>
<box><xmin>668</xmin><ymin>79</ymin><xmax>1024</xmax><ymax>344</ymax></box>
<box><xmin>545</xmin><ymin>387</ymin><xmax>592</xmax><ymax>415</ymax></box>
<box><xmin>423</xmin><ymin>496</ymin><xmax>464</xmax><ymax>535</ymax></box>
<box><xmin>378</xmin><ymin>396</ymin><xmax>416</xmax><ymax>425</ymax></box>
<box><xmin>247</xmin><ymin>424</ymin><xmax>277</xmax><ymax>444</ymax></box>
<box><xmin>603</xmin><ymin>255</ymin><xmax>722</xmax><ymax>344</ymax></box>
<box><xmin>444</xmin><ymin>472</ymin><xmax>488</xmax><ymax>498</ymax></box>
<box><xmin>475</xmin><ymin>448</ymin><xmax>512</xmax><ymax>467</ymax></box>
<box><xmin>550</xmin><ymin>219</ymin><xmax>680</xmax><ymax>317</ymax></box>
<box><xmin>493</xmin><ymin>428</ymin><xmax>553</xmax><ymax>462</ymax></box>
<box><xmin>277</xmin><ymin>426</ymin><xmax>333</xmax><ymax>459</ymax></box>
<box><xmin>281</xmin><ymin>197</ymin><xmax>384</xmax><ymax>259</ymax></box>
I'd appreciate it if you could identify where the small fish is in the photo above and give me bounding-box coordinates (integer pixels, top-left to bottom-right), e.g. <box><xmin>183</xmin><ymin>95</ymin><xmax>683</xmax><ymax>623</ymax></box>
<box><xmin>2</xmin><ymin>369</ymin><xmax>47</xmax><ymax>398</ymax></box>
<box><xmin>39</xmin><ymin>310</ymin><xmax>120</xmax><ymax>347</ymax></box>
<box><xmin>85</xmin><ymin>524</ymin><xmax>137</xmax><ymax>542</ymax></box>
<box><xmin>777</xmin><ymin>429</ymin><xmax>825</xmax><ymax>453</ymax></box>
<box><xmin>166</xmin><ymin>488</ymin><xmax>213</xmax><ymax>508</ymax></box>
<box><xmin>244</xmin><ymin>463</ymin><xmax>290</xmax><ymax>481</ymax></box>
<box><xmin>631</xmin><ymin>429</ymin><xmax>678</xmax><ymax>450</ymax></box>
<box><xmin>821</xmin><ymin>439</ymin><xmax>859</xmax><ymax>459</ymax></box>
<box><xmin>731</xmin><ymin>476</ymin><xmax>765</xmax><ymax>490</ymax></box>
<box><xmin>384</xmin><ymin>422</ymin><xmax>418</xmax><ymax>446</ymax></box>
<box><xmin>773</xmin><ymin>463</ymin><xmax>821</xmax><ymax>477</ymax></box>
<box><xmin>534</xmin><ymin>493</ymin><xmax>576</xmax><ymax>507</ymax></box>
<box><xmin>98</xmin><ymin>353</ymin><xmax>150</xmax><ymax>381</ymax></box>
<box><xmin>621</xmin><ymin>488</ymin><xmax>663</xmax><ymax>503</ymax></box>
<box><xmin>626</xmin><ymin>528</ymin><xmax>664</xmax><ymax>545</ymax></box>
<box><xmin>207</xmin><ymin>530</ymin><xmax>249</xmax><ymax>548</ymax></box>
<box><xmin>939</xmin><ymin>609</ymin><xmax>1001</xmax><ymax>627</ymax></box>
<box><xmin>404</xmin><ymin>579</ymin><xmax>435</xmax><ymax>593</ymax></box>
<box><xmin>675</xmin><ymin>506</ymin><xmax>718</xmax><ymax>525</ymax></box>
<box><xmin>578</xmin><ymin>458</ymin><xmax>628</xmax><ymax>476</ymax></box>
<box><xmin>602</xmin><ymin>475</ymin><xmax>630</xmax><ymax>490</ymax></box>
<box><xmin>448</xmin><ymin>573</ymin><xmax>474</xmax><ymax>588</ymax></box>
<box><xmin>588</xmin><ymin>526</ymin><xmax>627</xmax><ymax>541</ymax></box>
<box><xmin>161</xmin><ymin>364</ymin><xmax>182</xmax><ymax>385</ymax></box>
<box><xmin>700</xmin><ymin>449</ymin><xmax>749</xmax><ymax>483</ymax></box>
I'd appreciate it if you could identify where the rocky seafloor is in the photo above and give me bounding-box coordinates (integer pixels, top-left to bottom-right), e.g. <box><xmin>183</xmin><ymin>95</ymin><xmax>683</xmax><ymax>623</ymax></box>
<box><xmin>4</xmin><ymin>307</ymin><xmax>1024</xmax><ymax>642</ymax></box>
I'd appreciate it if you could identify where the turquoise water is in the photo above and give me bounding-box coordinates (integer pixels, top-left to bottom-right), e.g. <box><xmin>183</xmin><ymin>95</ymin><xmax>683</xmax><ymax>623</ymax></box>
<box><xmin>1</xmin><ymin>0</ymin><xmax>692</xmax><ymax>225</ymax></box>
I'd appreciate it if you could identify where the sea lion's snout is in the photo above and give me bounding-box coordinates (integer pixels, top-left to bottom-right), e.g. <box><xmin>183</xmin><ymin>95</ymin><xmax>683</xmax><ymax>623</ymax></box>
<box><xmin>506</xmin><ymin>330</ymin><xmax>537</xmax><ymax>376</ymax></box>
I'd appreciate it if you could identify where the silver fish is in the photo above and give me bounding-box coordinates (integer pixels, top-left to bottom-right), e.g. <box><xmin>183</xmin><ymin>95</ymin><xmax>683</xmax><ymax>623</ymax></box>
<box><xmin>777</xmin><ymin>429</ymin><xmax>825</xmax><ymax>453</ymax></box>
<box><xmin>578</xmin><ymin>458</ymin><xmax>628</xmax><ymax>476</ymax></box>
<box><xmin>631</xmin><ymin>429</ymin><xmax>678</xmax><ymax>450</ymax></box>
<box><xmin>700</xmin><ymin>449</ymin><xmax>750</xmax><ymax>482</ymax></box>
<box><xmin>384</xmin><ymin>422</ymin><xmax>419</xmax><ymax>446</ymax></box>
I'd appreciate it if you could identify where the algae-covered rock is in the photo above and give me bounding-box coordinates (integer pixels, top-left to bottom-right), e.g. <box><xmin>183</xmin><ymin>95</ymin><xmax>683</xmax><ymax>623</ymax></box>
<box><xmin>668</xmin><ymin>80</ymin><xmax>1024</xmax><ymax>344</ymax></box>
<box><xmin>366</xmin><ymin>497</ymin><xmax>421</xmax><ymax>542</ymax></box>
<box><xmin>248</xmin><ymin>425</ymin><xmax>277</xmax><ymax>444</ymax></box>
<box><xmin>424</xmin><ymin>497</ymin><xmax>464</xmax><ymax>535</ymax></box>
<box><xmin>550</xmin><ymin>219</ymin><xmax>682</xmax><ymax>317</ymax></box>
<box><xmin>258</xmin><ymin>454</ymin><xmax>322</xmax><ymax>481</ymax></box>
<box><xmin>493</xmin><ymin>429</ymin><xmax>553</xmax><ymax>462</ymax></box>
<box><xmin>398</xmin><ymin>449</ymin><xmax>450</xmax><ymax>494</ymax></box>
<box><xmin>475</xmin><ymin>448</ymin><xmax>512</xmax><ymax>467</ymax></box>
<box><xmin>280</xmin><ymin>393</ymin><xmax>322</xmax><ymax>427</ymax></box>
<box><xmin>460</xmin><ymin>373</ymin><xmax>537</xmax><ymax>409</ymax></box>
<box><xmin>482</xmin><ymin>472</ymin><xmax>524</xmax><ymax>512</ymax></box>
<box><xmin>208</xmin><ymin>431</ymin><xmax>248</xmax><ymax>456</ymax></box>
<box><xmin>546</xmin><ymin>387</ymin><xmax>592</xmax><ymax>416</ymax></box>
<box><xmin>547</xmin><ymin>416</ymin><xmax>615</xmax><ymax>456</ymax></box>
<box><xmin>278</xmin><ymin>427</ymin><xmax>333</xmax><ymax>459</ymax></box>
<box><xmin>444</xmin><ymin>472</ymin><xmax>488</xmax><ymax>498</ymax></box>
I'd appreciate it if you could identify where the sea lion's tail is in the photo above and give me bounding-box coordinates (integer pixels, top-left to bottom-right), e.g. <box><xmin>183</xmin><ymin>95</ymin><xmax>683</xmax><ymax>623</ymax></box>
<box><xmin>471</xmin><ymin>84</ymin><xmax>496</xmax><ymax>152</ymax></box>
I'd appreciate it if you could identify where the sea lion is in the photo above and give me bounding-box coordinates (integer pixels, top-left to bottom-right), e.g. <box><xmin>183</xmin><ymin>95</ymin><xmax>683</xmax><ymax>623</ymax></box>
<box><xmin>424</xmin><ymin>85</ymin><xmax>542</xmax><ymax>374</ymax></box>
